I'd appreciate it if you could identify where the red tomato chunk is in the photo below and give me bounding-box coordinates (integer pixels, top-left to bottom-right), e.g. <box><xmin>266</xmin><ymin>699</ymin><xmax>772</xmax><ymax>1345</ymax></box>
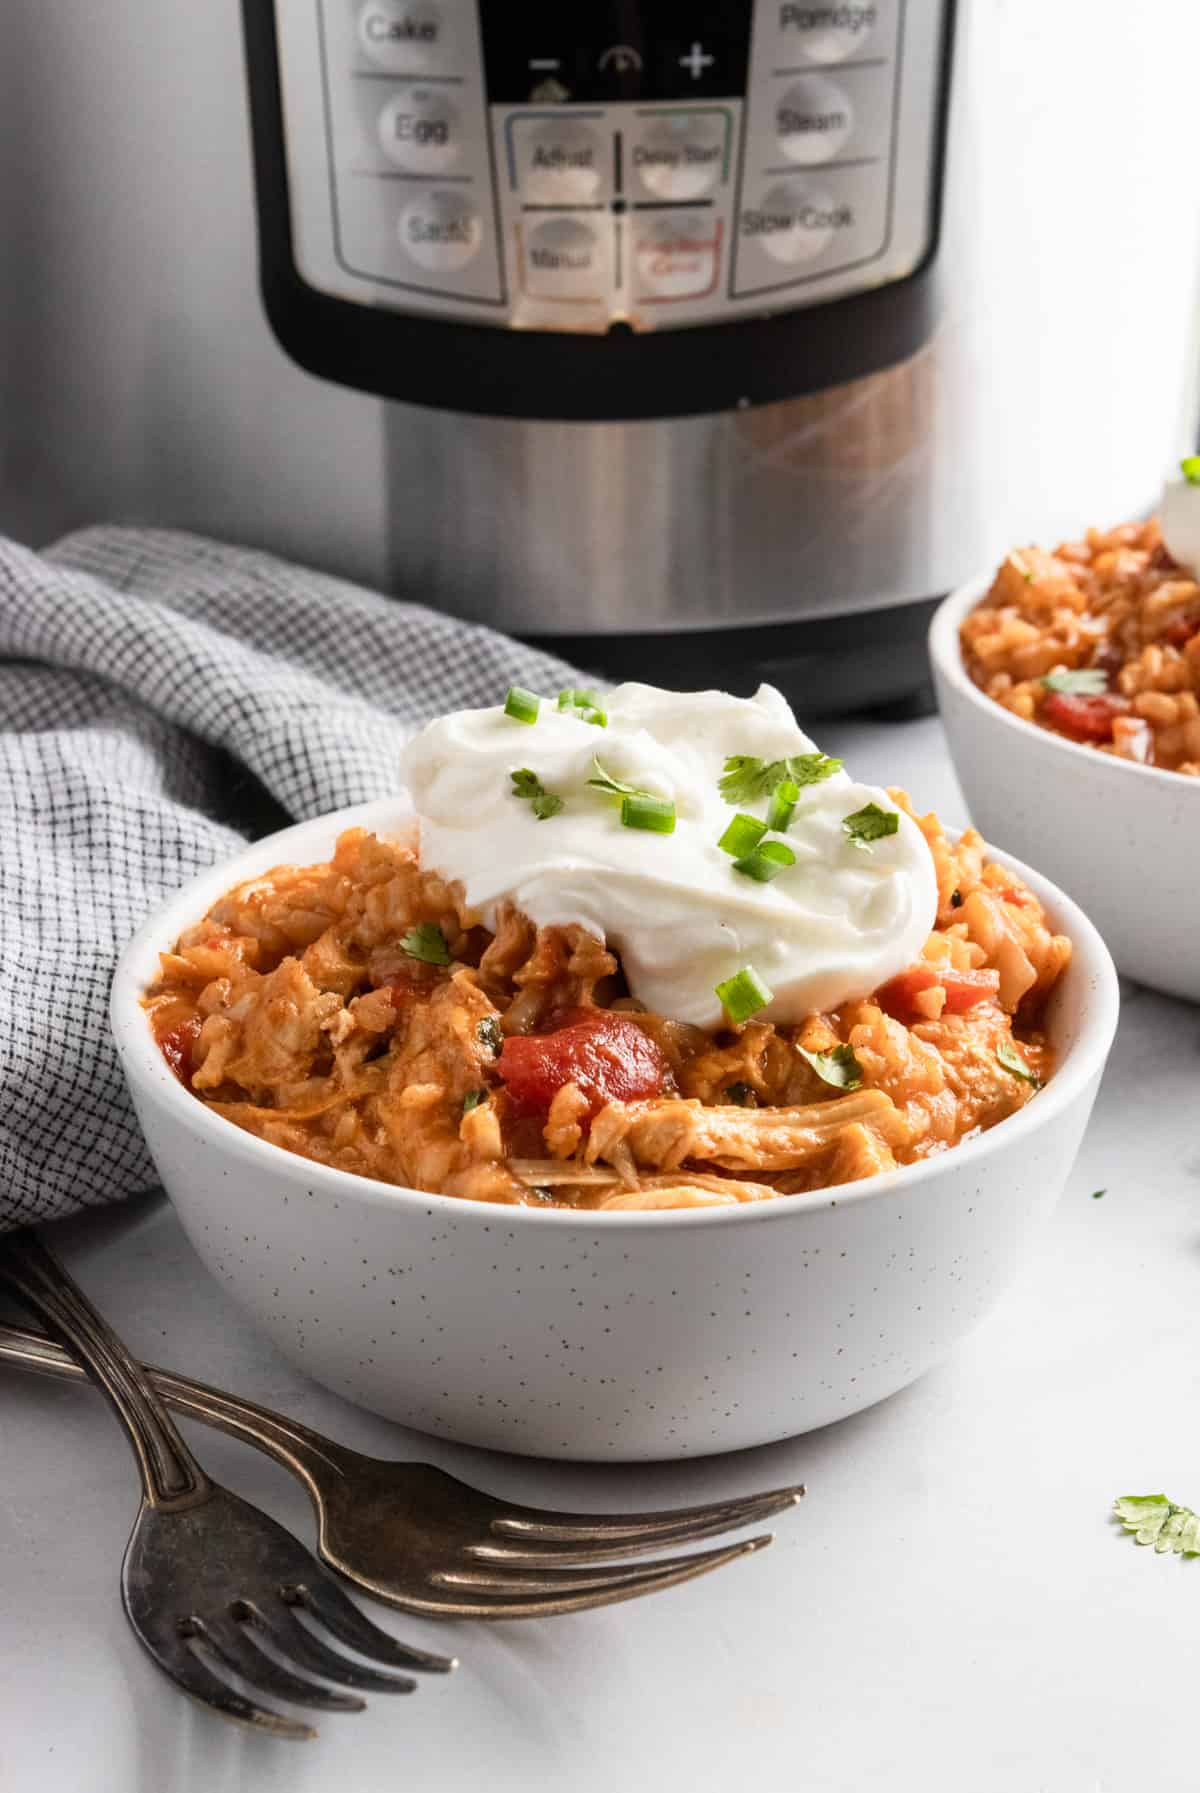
<box><xmin>1041</xmin><ymin>691</ymin><xmax>1128</xmax><ymax>742</ymax></box>
<box><xmin>498</xmin><ymin>1009</ymin><xmax>668</xmax><ymax>1119</ymax></box>
<box><xmin>875</xmin><ymin>964</ymin><xmax>1000</xmax><ymax>1023</ymax></box>
<box><xmin>158</xmin><ymin>1014</ymin><xmax>202</xmax><ymax>1085</ymax></box>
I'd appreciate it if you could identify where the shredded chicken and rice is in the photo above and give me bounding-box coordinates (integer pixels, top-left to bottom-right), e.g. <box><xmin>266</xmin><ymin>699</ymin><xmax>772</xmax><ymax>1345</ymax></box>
<box><xmin>145</xmin><ymin>798</ymin><xmax>1069</xmax><ymax>1211</ymax></box>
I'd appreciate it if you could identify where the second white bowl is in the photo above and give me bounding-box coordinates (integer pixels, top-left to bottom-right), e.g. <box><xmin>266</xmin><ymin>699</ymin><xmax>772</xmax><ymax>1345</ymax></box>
<box><xmin>931</xmin><ymin>576</ymin><xmax>1200</xmax><ymax>1005</ymax></box>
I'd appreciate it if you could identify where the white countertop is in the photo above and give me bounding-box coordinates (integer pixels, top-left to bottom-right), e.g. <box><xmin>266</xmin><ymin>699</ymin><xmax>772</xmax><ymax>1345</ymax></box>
<box><xmin>2</xmin><ymin>714</ymin><xmax>1196</xmax><ymax>1793</ymax></box>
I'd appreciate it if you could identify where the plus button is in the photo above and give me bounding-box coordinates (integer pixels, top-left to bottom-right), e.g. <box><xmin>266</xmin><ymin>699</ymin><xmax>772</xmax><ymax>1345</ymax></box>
<box><xmin>679</xmin><ymin>41</ymin><xmax>715</xmax><ymax>80</ymax></box>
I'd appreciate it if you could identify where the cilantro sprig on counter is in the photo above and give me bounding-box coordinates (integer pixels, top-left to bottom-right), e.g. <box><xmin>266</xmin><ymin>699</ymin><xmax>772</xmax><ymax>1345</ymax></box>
<box><xmin>1114</xmin><ymin>1494</ymin><xmax>1200</xmax><ymax>1556</ymax></box>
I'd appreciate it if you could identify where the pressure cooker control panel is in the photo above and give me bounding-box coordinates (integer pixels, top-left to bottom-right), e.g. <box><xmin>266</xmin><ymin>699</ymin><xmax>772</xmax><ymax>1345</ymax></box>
<box><xmin>275</xmin><ymin>1</ymin><xmax>947</xmax><ymax>333</ymax></box>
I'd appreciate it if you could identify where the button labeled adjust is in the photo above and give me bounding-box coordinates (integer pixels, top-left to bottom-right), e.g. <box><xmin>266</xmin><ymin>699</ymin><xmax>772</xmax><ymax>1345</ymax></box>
<box><xmin>776</xmin><ymin>75</ymin><xmax>854</xmax><ymax>164</ymax></box>
<box><xmin>743</xmin><ymin>180</ymin><xmax>852</xmax><ymax>264</ymax></box>
<box><xmin>378</xmin><ymin>87</ymin><xmax>462</xmax><ymax>174</ymax></box>
<box><xmin>399</xmin><ymin>189</ymin><xmax>482</xmax><ymax>271</ymax></box>
<box><xmin>518</xmin><ymin>119</ymin><xmax>604</xmax><ymax>205</ymax></box>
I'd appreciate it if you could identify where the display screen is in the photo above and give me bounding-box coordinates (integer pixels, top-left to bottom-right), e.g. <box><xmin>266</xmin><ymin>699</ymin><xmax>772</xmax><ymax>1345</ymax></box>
<box><xmin>480</xmin><ymin>1</ymin><xmax>753</xmax><ymax>104</ymax></box>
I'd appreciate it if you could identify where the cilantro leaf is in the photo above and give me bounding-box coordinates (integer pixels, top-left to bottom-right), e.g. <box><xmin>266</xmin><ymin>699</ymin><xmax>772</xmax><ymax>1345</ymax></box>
<box><xmin>462</xmin><ymin>1088</ymin><xmax>487</xmax><ymax>1113</ymax></box>
<box><xmin>400</xmin><ymin>922</ymin><xmax>451</xmax><ymax>966</ymax></box>
<box><xmin>842</xmin><ymin>803</ymin><xmax>900</xmax><ymax>852</ymax></box>
<box><xmin>798</xmin><ymin>1043</ymin><xmax>863</xmax><ymax>1092</ymax></box>
<box><xmin>1041</xmin><ymin>668</ymin><xmax>1108</xmax><ymax>695</ymax></box>
<box><xmin>996</xmin><ymin>1041</ymin><xmax>1041</xmax><ymax>1087</ymax></box>
<box><xmin>1114</xmin><ymin>1494</ymin><xmax>1200</xmax><ymax>1555</ymax></box>
<box><xmin>718</xmin><ymin>752</ymin><xmax>842</xmax><ymax>806</ymax></box>
<box><xmin>510</xmin><ymin>767</ymin><xmax>564</xmax><ymax>820</ymax></box>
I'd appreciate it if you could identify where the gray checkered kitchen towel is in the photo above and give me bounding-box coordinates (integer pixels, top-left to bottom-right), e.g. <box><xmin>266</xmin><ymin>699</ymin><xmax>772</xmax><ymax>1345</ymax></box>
<box><xmin>0</xmin><ymin>525</ymin><xmax>583</xmax><ymax>1232</ymax></box>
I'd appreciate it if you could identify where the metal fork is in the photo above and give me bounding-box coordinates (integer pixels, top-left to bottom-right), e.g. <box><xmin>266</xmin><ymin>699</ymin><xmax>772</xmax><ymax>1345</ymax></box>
<box><xmin>0</xmin><ymin>1321</ymin><xmax>804</xmax><ymax>1621</ymax></box>
<box><xmin>0</xmin><ymin>1231</ymin><xmax>455</xmax><ymax>1740</ymax></box>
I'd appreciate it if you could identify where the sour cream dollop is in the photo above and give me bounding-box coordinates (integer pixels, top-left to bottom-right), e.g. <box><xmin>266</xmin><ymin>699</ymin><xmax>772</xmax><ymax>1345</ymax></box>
<box><xmin>399</xmin><ymin>683</ymin><xmax>938</xmax><ymax>1030</ymax></box>
<box><xmin>1161</xmin><ymin>464</ymin><xmax>1200</xmax><ymax>576</ymax></box>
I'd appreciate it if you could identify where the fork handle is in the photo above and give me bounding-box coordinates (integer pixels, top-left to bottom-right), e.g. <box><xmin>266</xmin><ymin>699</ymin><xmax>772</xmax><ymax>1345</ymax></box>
<box><xmin>0</xmin><ymin>1232</ymin><xmax>212</xmax><ymax>1511</ymax></box>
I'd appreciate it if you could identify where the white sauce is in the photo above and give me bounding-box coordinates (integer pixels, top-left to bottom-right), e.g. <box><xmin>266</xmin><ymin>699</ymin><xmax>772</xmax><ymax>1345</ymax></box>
<box><xmin>399</xmin><ymin>683</ymin><xmax>938</xmax><ymax>1030</ymax></box>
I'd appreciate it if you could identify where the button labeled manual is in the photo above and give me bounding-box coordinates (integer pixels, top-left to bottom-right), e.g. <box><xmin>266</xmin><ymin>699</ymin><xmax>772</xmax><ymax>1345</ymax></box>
<box><xmin>521</xmin><ymin>218</ymin><xmax>608</xmax><ymax>299</ymax></box>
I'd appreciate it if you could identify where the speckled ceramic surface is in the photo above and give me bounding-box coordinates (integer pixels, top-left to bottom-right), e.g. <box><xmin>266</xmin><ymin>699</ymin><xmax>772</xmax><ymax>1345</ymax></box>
<box><xmin>931</xmin><ymin>576</ymin><xmax>1200</xmax><ymax>1004</ymax></box>
<box><xmin>111</xmin><ymin>801</ymin><xmax>1119</xmax><ymax>1461</ymax></box>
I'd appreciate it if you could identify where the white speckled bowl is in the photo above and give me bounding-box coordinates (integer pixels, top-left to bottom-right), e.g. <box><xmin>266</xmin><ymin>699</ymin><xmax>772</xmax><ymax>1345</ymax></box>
<box><xmin>931</xmin><ymin>576</ymin><xmax>1200</xmax><ymax>1004</ymax></box>
<box><xmin>111</xmin><ymin>800</ymin><xmax>1118</xmax><ymax>1461</ymax></box>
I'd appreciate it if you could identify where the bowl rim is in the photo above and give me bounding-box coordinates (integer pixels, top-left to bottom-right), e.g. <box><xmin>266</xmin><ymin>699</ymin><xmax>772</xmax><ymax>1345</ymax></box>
<box><xmin>930</xmin><ymin>572</ymin><xmax>1200</xmax><ymax>796</ymax></box>
<box><xmin>110</xmin><ymin>797</ymin><xmax>1120</xmax><ymax>1235</ymax></box>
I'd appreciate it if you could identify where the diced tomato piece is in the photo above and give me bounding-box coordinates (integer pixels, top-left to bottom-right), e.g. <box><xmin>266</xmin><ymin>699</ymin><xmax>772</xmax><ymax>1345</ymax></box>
<box><xmin>158</xmin><ymin>1014</ymin><xmax>202</xmax><ymax>1085</ymax></box>
<box><xmin>1041</xmin><ymin>690</ymin><xmax>1128</xmax><ymax>742</ymax></box>
<box><xmin>1164</xmin><ymin>617</ymin><xmax>1199</xmax><ymax>647</ymax></box>
<box><xmin>498</xmin><ymin>1009</ymin><xmax>668</xmax><ymax>1120</ymax></box>
<box><xmin>874</xmin><ymin>964</ymin><xmax>1000</xmax><ymax>1023</ymax></box>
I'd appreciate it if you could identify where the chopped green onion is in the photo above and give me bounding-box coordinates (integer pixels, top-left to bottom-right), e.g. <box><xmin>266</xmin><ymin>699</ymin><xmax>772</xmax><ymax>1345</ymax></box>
<box><xmin>842</xmin><ymin>802</ymin><xmax>900</xmax><ymax>852</ymax></box>
<box><xmin>1040</xmin><ymin>667</ymin><xmax>1108</xmax><ymax>695</ymax></box>
<box><xmin>718</xmin><ymin>813</ymin><xmax>767</xmax><ymax>858</ymax></box>
<box><xmin>587</xmin><ymin>757</ymin><xmax>646</xmax><ymax>799</ymax></box>
<box><xmin>476</xmin><ymin>1017</ymin><xmax>503</xmax><ymax>1057</ymax></box>
<box><xmin>504</xmin><ymin>686</ymin><xmax>540</xmax><ymax>724</ymax></box>
<box><xmin>798</xmin><ymin>1043</ymin><xmax>863</xmax><ymax>1091</ymax></box>
<box><xmin>557</xmin><ymin>687</ymin><xmax>607</xmax><ymax>727</ymax></box>
<box><xmin>733</xmin><ymin>839</ymin><xmax>796</xmax><ymax>883</ymax></box>
<box><xmin>621</xmin><ymin>793</ymin><xmax>676</xmax><ymax>834</ymax></box>
<box><xmin>510</xmin><ymin>767</ymin><xmax>564</xmax><ymax>820</ymax></box>
<box><xmin>462</xmin><ymin>1088</ymin><xmax>487</xmax><ymax>1113</ymax></box>
<box><xmin>723</xmin><ymin>1081</ymin><xmax>759</xmax><ymax>1108</ymax></box>
<box><xmin>996</xmin><ymin>1041</ymin><xmax>1041</xmax><ymax>1087</ymax></box>
<box><xmin>1181</xmin><ymin>456</ymin><xmax>1200</xmax><ymax>486</ymax></box>
<box><xmin>718</xmin><ymin>752</ymin><xmax>842</xmax><ymax>805</ymax></box>
<box><xmin>400</xmin><ymin>922</ymin><xmax>451</xmax><ymax>966</ymax></box>
<box><xmin>715</xmin><ymin>965</ymin><xmax>773</xmax><ymax>1024</ymax></box>
<box><xmin>766</xmin><ymin>778</ymin><xmax>800</xmax><ymax>833</ymax></box>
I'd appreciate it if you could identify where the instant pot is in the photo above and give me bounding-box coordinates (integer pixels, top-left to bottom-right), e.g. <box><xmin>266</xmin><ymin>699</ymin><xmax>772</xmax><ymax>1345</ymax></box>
<box><xmin>3</xmin><ymin>3</ymin><xmax>1199</xmax><ymax>710</ymax></box>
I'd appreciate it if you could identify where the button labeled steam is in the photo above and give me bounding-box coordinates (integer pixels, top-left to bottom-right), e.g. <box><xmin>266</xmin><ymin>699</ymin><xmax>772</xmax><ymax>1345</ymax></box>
<box><xmin>400</xmin><ymin>189</ymin><xmax>481</xmax><ymax>271</ymax></box>
<box><xmin>776</xmin><ymin>75</ymin><xmax>854</xmax><ymax>164</ymax></box>
<box><xmin>743</xmin><ymin>180</ymin><xmax>852</xmax><ymax>263</ymax></box>
<box><xmin>378</xmin><ymin>87</ymin><xmax>461</xmax><ymax>174</ymax></box>
<box><xmin>358</xmin><ymin>1</ymin><xmax>443</xmax><ymax>74</ymax></box>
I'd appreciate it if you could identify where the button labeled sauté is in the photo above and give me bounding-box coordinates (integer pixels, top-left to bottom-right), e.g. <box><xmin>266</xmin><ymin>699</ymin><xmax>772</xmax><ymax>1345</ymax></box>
<box><xmin>399</xmin><ymin>189</ymin><xmax>482</xmax><ymax>271</ymax></box>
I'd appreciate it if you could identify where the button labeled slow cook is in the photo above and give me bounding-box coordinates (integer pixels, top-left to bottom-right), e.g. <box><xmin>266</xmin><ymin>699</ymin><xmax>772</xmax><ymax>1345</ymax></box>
<box><xmin>742</xmin><ymin>180</ymin><xmax>852</xmax><ymax>263</ymax></box>
<box><xmin>632</xmin><ymin>212</ymin><xmax>721</xmax><ymax>300</ymax></box>
<box><xmin>377</xmin><ymin>87</ymin><xmax>462</xmax><ymax>174</ymax></box>
<box><xmin>399</xmin><ymin>189</ymin><xmax>482</xmax><ymax>271</ymax></box>
<box><xmin>631</xmin><ymin>111</ymin><xmax>727</xmax><ymax>201</ymax></box>
<box><xmin>776</xmin><ymin>75</ymin><xmax>853</xmax><ymax>164</ymax></box>
<box><xmin>357</xmin><ymin>1</ymin><xmax>445</xmax><ymax>74</ymax></box>
<box><xmin>521</xmin><ymin>217</ymin><xmax>608</xmax><ymax>299</ymax></box>
<box><xmin>773</xmin><ymin>1</ymin><xmax>883</xmax><ymax>65</ymax></box>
